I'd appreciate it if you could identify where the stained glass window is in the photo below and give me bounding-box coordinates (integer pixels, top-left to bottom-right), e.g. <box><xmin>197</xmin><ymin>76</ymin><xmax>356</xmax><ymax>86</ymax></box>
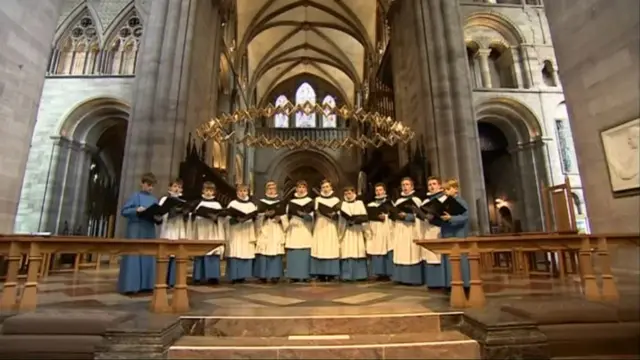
<box><xmin>321</xmin><ymin>95</ymin><xmax>337</xmax><ymax>128</ymax></box>
<box><xmin>274</xmin><ymin>95</ymin><xmax>289</xmax><ymax>128</ymax></box>
<box><xmin>295</xmin><ymin>82</ymin><xmax>317</xmax><ymax>128</ymax></box>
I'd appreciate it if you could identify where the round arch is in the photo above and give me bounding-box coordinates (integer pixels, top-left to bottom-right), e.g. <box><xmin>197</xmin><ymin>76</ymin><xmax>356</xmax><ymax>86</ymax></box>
<box><xmin>266</xmin><ymin>149</ymin><xmax>344</xmax><ymax>188</ymax></box>
<box><xmin>57</xmin><ymin>97</ymin><xmax>131</xmax><ymax>145</ymax></box>
<box><xmin>475</xmin><ymin>97</ymin><xmax>543</xmax><ymax>146</ymax></box>
<box><xmin>464</xmin><ymin>11</ymin><xmax>526</xmax><ymax>46</ymax></box>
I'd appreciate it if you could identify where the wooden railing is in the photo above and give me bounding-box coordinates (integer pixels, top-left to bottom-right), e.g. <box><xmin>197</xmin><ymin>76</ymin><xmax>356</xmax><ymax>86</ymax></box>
<box><xmin>416</xmin><ymin>233</ymin><xmax>639</xmax><ymax>309</ymax></box>
<box><xmin>0</xmin><ymin>235</ymin><xmax>223</xmax><ymax>313</ymax></box>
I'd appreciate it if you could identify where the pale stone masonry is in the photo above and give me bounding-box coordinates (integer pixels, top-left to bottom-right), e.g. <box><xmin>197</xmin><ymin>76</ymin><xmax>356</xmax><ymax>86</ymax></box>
<box><xmin>9</xmin><ymin>0</ymin><xmax>592</xmax><ymax>238</ymax></box>
<box><xmin>543</xmin><ymin>0</ymin><xmax>640</xmax><ymax>272</ymax></box>
<box><xmin>0</xmin><ymin>0</ymin><xmax>63</xmax><ymax>233</ymax></box>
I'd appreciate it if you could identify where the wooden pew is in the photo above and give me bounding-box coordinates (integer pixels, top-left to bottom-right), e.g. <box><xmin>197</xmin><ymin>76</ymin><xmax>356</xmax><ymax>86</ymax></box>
<box><xmin>0</xmin><ymin>235</ymin><xmax>223</xmax><ymax>313</ymax></box>
<box><xmin>416</xmin><ymin>233</ymin><xmax>639</xmax><ymax>309</ymax></box>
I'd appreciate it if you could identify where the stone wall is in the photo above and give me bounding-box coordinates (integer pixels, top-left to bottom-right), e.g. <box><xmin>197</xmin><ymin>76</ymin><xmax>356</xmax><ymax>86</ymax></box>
<box><xmin>543</xmin><ymin>0</ymin><xmax>640</xmax><ymax>271</ymax></box>
<box><xmin>0</xmin><ymin>0</ymin><xmax>63</xmax><ymax>233</ymax></box>
<box><xmin>15</xmin><ymin>77</ymin><xmax>134</xmax><ymax>233</ymax></box>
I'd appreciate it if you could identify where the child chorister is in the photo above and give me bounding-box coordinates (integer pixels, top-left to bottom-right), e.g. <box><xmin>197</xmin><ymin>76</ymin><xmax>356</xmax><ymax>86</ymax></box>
<box><xmin>392</xmin><ymin>177</ymin><xmax>425</xmax><ymax>285</ymax></box>
<box><xmin>158</xmin><ymin>178</ymin><xmax>187</xmax><ymax>288</ymax></box>
<box><xmin>284</xmin><ymin>180</ymin><xmax>314</xmax><ymax>282</ymax></box>
<box><xmin>439</xmin><ymin>178</ymin><xmax>471</xmax><ymax>289</ymax></box>
<box><xmin>254</xmin><ymin>181</ymin><xmax>288</xmax><ymax>283</ymax></box>
<box><xmin>365</xmin><ymin>183</ymin><xmax>394</xmax><ymax>280</ymax></box>
<box><xmin>421</xmin><ymin>176</ymin><xmax>447</xmax><ymax>288</ymax></box>
<box><xmin>191</xmin><ymin>181</ymin><xmax>225</xmax><ymax>285</ymax></box>
<box><xmin>225</xmin><ymin>184</ymin><xmax>258</xmax><ymax>284</ymax></box>
<box><xmin>311</xmin><ymin>180</ymin><xmax>341</xmax><ymax>281</ymax></box>
<box><xmin>338</xmin><ymin>186</ymin><xmax>369</xmax><ymax>281</ymax></box>
<box><xmin>118</xmin><ymin>172</ymin><xmax>158</xmax><ymax>294</ymax></box>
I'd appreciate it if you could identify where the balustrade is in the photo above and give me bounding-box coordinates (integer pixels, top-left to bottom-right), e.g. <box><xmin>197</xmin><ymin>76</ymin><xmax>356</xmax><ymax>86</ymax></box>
<box><xmin>254</xmin><ymin>128</ymin><xmax>350</xmax><ymax>143</ymax></box>
<box><xmin>415</xmin><ymin>233</ymin><xmax>638</xmax><ymax>309</ymax></box>
<box><xmin>0</xmin><ymin>235</ymin><xmax>223</xmax><ymax>313</ymax></box>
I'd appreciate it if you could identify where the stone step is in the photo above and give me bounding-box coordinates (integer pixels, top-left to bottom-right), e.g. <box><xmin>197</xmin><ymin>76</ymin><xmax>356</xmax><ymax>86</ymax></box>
<box><xmin>169</xmin><ymin>331</ymin><xmax>480</xmax><ymax>359</ymax></box>
<box><xmin>180</xmin><ymin>311</ymin><xmax>461</xmax><ymax>337</ymax></box>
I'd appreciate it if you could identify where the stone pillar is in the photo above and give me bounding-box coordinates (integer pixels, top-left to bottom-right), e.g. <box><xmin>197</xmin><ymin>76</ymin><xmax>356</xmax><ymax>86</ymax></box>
<box><xmin>0</xmin><ymin>0</ymin><xmax>63</xmax><ymax>232</ymax></box>
<box><xmin>518</xmin><ymin>46</ymin><xmax>534</xmax><ymax>88</ymax></box>
<box><xmin>388</xmin><ymin>0</ymin><xmax>488</xmax><ymax>233</ymax></box>
<box><xmin>477</xmin><ymin>49</ymin><xmax>492</xmax><ymax>88</ymax></box>
<box><xmin>509</xmin><ymin>139</ymin><xmax>547</xmax><ymax>231</ymax></box>
<box><xmin>118</xmin><ymin>0</ymin><xmax>222</xmax><ymax>232</ymax></box>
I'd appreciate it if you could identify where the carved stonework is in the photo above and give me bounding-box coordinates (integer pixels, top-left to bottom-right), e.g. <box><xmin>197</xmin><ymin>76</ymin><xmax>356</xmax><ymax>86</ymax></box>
<box><xmin>134</xmin><ymin>0</ymin><xmax>151</xmax><ymax>22</ymax></box>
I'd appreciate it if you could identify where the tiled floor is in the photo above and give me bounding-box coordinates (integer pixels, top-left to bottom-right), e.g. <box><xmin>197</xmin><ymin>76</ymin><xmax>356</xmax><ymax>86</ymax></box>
<box><xmin>2</xmin><ymin>266</ymin><xmax>639</xmax><ymax>316</ymax></box>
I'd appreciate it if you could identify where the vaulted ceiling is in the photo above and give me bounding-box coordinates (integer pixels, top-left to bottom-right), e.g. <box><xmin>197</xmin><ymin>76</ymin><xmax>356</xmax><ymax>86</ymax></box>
<box><xmin>236</xmin><ymin>0</ymin><xmax>379</xmax><ymax>105</ymax></box>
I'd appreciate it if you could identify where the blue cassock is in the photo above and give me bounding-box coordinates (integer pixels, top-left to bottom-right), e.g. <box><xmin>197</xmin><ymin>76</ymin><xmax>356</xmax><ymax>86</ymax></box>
<box><xmin>439</xmin><ymin>195</ymin><xmax>471</xmax><ymax>288</ymax></box>
<box><xmin>117</xmin><ymin>190</ymin><xmax>158</xmax><ymax>294</ymax></box>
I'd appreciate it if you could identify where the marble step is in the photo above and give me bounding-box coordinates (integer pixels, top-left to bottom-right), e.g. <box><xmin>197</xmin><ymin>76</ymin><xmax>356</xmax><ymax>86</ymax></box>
<box><xmin>180</xmin><ymin>311</ymin><xmax>461</xmax><ymax>337</ymax></box>
<box><xmin>169</xmin><ymin>331</ymin><xmax>480</xmax><ymax>359</ymax></box>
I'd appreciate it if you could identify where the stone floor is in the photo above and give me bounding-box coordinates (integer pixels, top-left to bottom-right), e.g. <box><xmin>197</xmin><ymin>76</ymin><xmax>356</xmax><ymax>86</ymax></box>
<box><xmin>2</xmin><ymin>266</ymin><xmax>638</xmax><ymax>315</ymax></box>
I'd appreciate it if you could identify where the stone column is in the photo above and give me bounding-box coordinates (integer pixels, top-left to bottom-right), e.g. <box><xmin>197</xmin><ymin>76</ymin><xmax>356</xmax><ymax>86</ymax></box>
<box><xmin>509</xmin><ymin>139</ymin><xmax>547</xmax><ymax>231</ymax></box>
<box><xmin>477</xmin><ymin>49</ymin><xmax>492</xmax><ymax>88</ymax></box>
<box><xmin>118</xmin><ymin>0</ymin><xmax>222</xmax><ymax>231</ymax></box>
<box><xmin>0</xmin><ymin>0</ymin><xmax>63</xmax><ymax>232</ymax></box>
<box><xmin>389</xmin><ymin>0</ymin><xmax>488</xmax><ymax>233</ymax></box>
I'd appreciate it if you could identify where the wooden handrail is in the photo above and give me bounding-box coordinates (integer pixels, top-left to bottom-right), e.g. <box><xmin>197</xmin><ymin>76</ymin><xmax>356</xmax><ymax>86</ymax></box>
<box><xmin>0</xmin><ymin>235</ymin><xmax>224</xmax><ymax>314</ymax></box>
<box><xmin>415</xmin><ymin>233</ymin><xmax>639</xmax><ymax>309</ymax></box>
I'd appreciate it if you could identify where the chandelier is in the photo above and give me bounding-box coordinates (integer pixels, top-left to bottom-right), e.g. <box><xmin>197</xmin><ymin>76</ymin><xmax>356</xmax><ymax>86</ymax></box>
<box><xmin>195</xmin><ymin>101</ymin><xmax>415</xmax><ymax>150</ymax></box>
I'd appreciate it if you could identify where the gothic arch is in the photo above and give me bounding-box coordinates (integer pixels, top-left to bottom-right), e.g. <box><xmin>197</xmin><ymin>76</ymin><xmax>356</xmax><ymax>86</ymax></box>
<box><xmin>102</xmin><ymin>3</ymin><xmax>141</xmax><ymax>47</ymax></box>
<box><xmin>464</xmin><ymin>11</ymin><xmax>526</xmax><ymax>46</ymax></box>
<box><xmin>475</xmin><ymin>97</ymin><xmax>543</xmax><ymax>146</ymax></box>
<box><xmin>266</xmin><ymin>149</ymin><xmax>344</xmax><ymax>188</ymax></box>
<box><xmin>53</xmin><ymin>3</ymin><xmax>103</xmax><ymax>46</ymax></box>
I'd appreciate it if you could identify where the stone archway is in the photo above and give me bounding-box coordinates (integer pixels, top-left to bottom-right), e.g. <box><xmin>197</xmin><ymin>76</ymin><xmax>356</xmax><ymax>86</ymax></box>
<box><xmin>475</xmin><ymin>97</ymin><xmax>547</xmax><ymax>232</ymax></box>
<box><xmin>16</xmin><ymin>97</ymin><xmax>130</xmax><ymax>235</ymax></box>
<box><xmin>264</xmin><ymin>149</ymin><xmax>344</xmax><ymax>196</ymax></box>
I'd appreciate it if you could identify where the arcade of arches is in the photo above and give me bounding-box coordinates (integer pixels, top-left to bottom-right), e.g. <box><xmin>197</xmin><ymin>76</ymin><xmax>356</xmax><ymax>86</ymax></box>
<box><xmin>7</xmin><ymin>0</ymin><xmax>636</xmax><ymax>240</ymax></box>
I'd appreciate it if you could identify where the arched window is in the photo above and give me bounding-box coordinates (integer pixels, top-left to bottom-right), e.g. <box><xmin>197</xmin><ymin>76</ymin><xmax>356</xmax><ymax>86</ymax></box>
<box><xmin>105</xmin><ymin>11</ymin><xmax>143</xmax><ymax>75</ymax></box>
<box><xmin>554</xmin><ymin>102</ymin><xmax>578</xmax><ymax>174</ymax></box>
<box><xmin>321</xmin><ymin>95</ymin><xmax>337</xmax><ymax>128</ymax></box>
<box><xmin>274</xmin><ymin>95</ymin><xmax>290</xmax><ymax>128</ymax></box>
<box><xmin>49</xmin><ymin>11</ymin><xmax>99</xmax><ymax>75</ymax></box>
<box><xmin>295</xmin><ymin>82</ymin><xmax>317</xmax><ymax>128</ymax></box>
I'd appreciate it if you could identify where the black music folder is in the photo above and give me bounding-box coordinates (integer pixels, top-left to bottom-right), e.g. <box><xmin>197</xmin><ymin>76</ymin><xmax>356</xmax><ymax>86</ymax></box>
<box><xmin>366</xmin><ymin>206</ymin><xmax>387</xmax><ymax>222</ymax></box>
<box><xmin>339</xmin><ymin>210</ymin><xmax>368</xmax><ymax>225</ymax></box>
<box><xmin>422</xmin><ymin>196</ymin><xmax>466</xmax><ymax>217</ymax></box>
<box><xmin>258</xmin><ymin>201</ymin><xmax>286</xmax><ymax>218</ymax></box>
<box><xmin>287</xmin><ymin>201</ymin><xmax>314</xmax><ymax>219</ymax></box>
<box><xmin>317</xmin><ymin>202</ymin><xmax>340</xmax><ymax>220</ymax></box>
<box><xmin>194</xmin><ymin>206</ymin><xmax>226</xmax><ymax>221</ymax></box>
<box><xmin>227</xmin><ymin>207</ymin><xmax>258</xmax><ymax>224</ymax></box>
<box><xmin>137</xmin><ymin>196</ymin><xmax>186</xmax><ymax>222</ymax></box>
<box><xmin>390</xmin><ymin>200</ymin><xmax>425</xmax><ymax>221</ymax></box>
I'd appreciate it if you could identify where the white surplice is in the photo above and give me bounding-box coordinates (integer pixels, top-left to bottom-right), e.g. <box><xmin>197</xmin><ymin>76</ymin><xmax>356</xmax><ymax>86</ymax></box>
<box><xmin>285</xmin><ymin>195</ymin><xmax>314</xmax><ymax>250</ymax></box>
<box><xmin>392</xmin><ymin>193</ymin><xmax>423</xmax><ymax>266</ymax></box>
<box><xmin>225</xmin><ymin>199</ymin><xmax>257</xmax><ymax>259</ymax></box>
<box><xmin>193</xmin><ymin>198</ymin><xmax>226</xmax><ymax>257</ymax></box>
<box><xmin>158</xmin><ymin>194</ymin><xmax>187</xmax><ymax>240</ymax></box>
<box><xmin>338</xmin><ymin>199</ymin><xmax>368</xmax><ymax>259</ymax></box>
<box><xmin>255</xmin><ymin>198</ymin><xmax>288</xmax><ymax>256</ymax></box>
<box><xmin>420</xmin><ymin>193</ymin><xmax>447</xmax><ymax>264</ymax></box>
<box><xmin>364</xmin><ymin>198</ymin><xmax>393</xmax><ymax>256</ymax></box>
<box><xmin>312</xmin><ymin>194</ymin><xmax>341</xmax><ymax>259</ymax></box>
